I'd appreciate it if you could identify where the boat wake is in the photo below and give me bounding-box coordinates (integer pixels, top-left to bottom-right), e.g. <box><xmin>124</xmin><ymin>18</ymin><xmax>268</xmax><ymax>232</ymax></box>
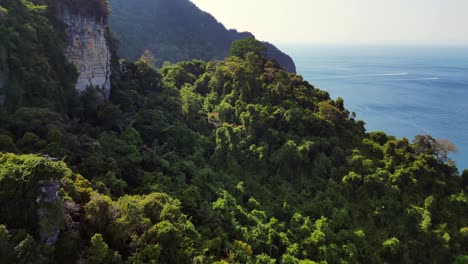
<box><xmin>390</xmin><ymin>77</ymin><xmax>439</xmax><ymax>81</ymax></box>
<box><xmin>316</xmin><ymin>73</ymin><xmax>408</xmax><ymax>79</ymax></box>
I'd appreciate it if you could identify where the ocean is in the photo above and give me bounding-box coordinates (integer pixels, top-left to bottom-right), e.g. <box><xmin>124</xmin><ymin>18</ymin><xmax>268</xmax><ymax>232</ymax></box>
<box><xmin>281</xmin><ymin>45</ymin><xmax>468</xmax><ymax>171</ymax></box>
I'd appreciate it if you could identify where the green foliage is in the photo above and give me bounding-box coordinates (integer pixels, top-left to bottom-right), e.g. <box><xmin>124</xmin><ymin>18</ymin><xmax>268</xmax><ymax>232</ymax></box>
<box><xmin>90</xmin><ymin>234</ymin><xmax>110</xmax><ymax>263</ymax></box>
<box><xmin>15</xmin><ymin>234</ymin><xmax>50</xmax><ymax>264</ymax></box>
<box><xmin>229</xmin><ymin>37</ymin><xmax>268</xmax><ymax>59</ymax></box>
<box><xmin>0</xmin><ymin>0</ymin><xmax>78</xmax><ymax>112</ymax></box>
<box><xmin>59</xmin><ymin>0</ymin><xmax>110</xmax><ymax>19</ymax></box>
<box><xmin>0</xmin><ymin>225</ymin><xmax>15</xmax><ymax>263</ymax></box>
<box><xmin>89</xmin><ymin>233</ymin><xmax>121</xmax><ymax>264</ymax></box>
<box><xmin>461</xmin><ymin>170</ymin><xmax>468</xmax><ymax>189</ymax></box>
<box><xmin>454</xmin><ymin>255</ymin><xmax>468</xmax><ymax>264</ymax></box>
<box><xmin>0</xmin><ymin>5</ymin><xmax>8</xmax><ymax>15</ymax></box>
<box><xmin>0</xmin><ymin>134</ymin><xmax>17</xmax><ymax>152</ymax></box>
<box><xmin>21</xmin><ymin>0</ymin><xmax>46</xmax><ymax>12</ymax></box>
<box><xmin>0</xmin><ymin>9</ymin><xmax>466</xmax><ymax>263</ymax></box>
<box><xmin>382</xmin><ymin>237</ymin><xmax>400</xmax><ymax>253</ymax></box>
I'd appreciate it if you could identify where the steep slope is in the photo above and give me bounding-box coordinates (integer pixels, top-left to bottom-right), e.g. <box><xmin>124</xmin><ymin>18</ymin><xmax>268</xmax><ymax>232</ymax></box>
<box><xmin>0</xmin><ymin>0</ymin><xmax>112</xmax><ymax>111</ymax></box>
<box><xmin>0</xmin><ymin>0</ymin><xmax>77</xmax><ymax>111</ymax></box>
<box><xmin>109</xmin><ymin>0</ymin><xmax>297</xmax><ymax>73</ymax></box>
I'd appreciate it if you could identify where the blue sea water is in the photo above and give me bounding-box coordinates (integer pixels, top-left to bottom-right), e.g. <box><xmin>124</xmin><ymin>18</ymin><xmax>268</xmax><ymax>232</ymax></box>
<box><xmin>281</xmin><ymin>45</ymin><xmax>468</xmax><ymax>171</ymax></box>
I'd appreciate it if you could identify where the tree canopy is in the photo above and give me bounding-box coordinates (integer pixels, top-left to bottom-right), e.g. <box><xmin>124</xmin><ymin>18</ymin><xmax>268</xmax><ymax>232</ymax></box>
<box><xmin>0</xmin><ymin>0</ymin><xmax>466</xmax><ymax>263</ymax></box>
<box><xmin>229</xmin><ymin>37</ymin><xmax>268</xmax><ymax>59</ymax></box>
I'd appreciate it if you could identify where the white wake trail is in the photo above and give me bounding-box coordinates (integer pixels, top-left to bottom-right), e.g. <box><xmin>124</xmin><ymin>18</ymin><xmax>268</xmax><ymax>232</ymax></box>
<box><xmin>316</xmin><ymin>73</ymin><xmax>408</xmax><ymax>80</ymax></box>
<box><xmin>390</xmin><ymin>77</ymin><xmax>439</xmax><ymax>81</ymax></box>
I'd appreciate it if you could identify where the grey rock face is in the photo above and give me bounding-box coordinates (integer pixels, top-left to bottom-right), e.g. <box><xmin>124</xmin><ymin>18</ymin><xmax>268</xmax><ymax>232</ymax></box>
<box><xmin>36</xmin><ymin>180</ymin><xmax>64</xmax><ymax>245</ymax></box>
<box><xmin>59</xmin><ymin>8</ymin><xmax>111</xmax><ymax>97</ymax></box>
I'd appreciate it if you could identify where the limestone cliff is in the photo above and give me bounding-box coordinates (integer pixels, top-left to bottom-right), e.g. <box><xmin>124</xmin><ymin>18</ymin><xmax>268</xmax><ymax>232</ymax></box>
<box><xmin>57</xmin><ymin>4</ymin><xmax>111</xmax><ymax>97</ymax></box>
<box><xmin>36</xmin><ymin>180</ymin><xmax>65</xmax><ymax>245</ymax></box>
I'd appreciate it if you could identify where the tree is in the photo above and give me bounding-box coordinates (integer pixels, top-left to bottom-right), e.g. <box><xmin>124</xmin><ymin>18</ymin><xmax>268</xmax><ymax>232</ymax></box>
<box><xmin>229</xmin><ymin>37</ymin><xmax>267</xmax><ymax>59</ymax></box>
<box><xmin>84</xmin><ymin>193</ymin><xmax>114</xmax><ymax>236</ymax></box>
<box><xmin>0</xmin><ymin>134</ymin><xmax>17</xmax><ymax>152</ymax></box>
<box><xmin>139</xmin><ymin>49</ymin><xmax>157</xmax><ymax>68</ymax></box>
<box><xmin>0</xmin><ymin>225</ymin><xmax>15</xmax><ymax>263</ymax></box>
<box><xmin>180</xmin><ymin>84</ymin><xmax>203</xmax><ymax>121</ymax></box>
<box><xmin>15</xmin><ymin>235</ymin><xmax>48</xmax><ymax>264</ymax></box>
<box><xmin>89</xmin><ymin>234</ymin><xmax>110</xmax><ymax>263</ymax></box>
<box><xmin>462</xmin><ymin>170</ymin><xmax>468</xmax><ymax>189</ymax></box>
<box><xmin>454</xmin><ymin>255</ymin><xmax>468</xmax><ymax>264</ymax></box>
<box><xmin>413</xmin><ymin>135</ymin><xmax>458</xmax><ymax>163</ymax></box>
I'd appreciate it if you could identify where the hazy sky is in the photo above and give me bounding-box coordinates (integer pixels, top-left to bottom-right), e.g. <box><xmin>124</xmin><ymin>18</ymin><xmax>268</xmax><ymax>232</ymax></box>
<box><xmin>190</xmin><ymin>0</ymin><xmax>468</xmax><ymax>45</ymax></box>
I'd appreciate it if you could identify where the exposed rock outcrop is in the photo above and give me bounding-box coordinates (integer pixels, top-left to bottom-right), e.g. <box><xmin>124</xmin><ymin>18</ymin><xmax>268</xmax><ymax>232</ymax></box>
<box><xmin>36</xmin><ymin>180</ymin><xmax>65</xmax><ymax>245</ymax></box>
<box><xmin>57</xmin><ymin>5</ymin><xmax>111</xmax><ymax>97</ymax></box>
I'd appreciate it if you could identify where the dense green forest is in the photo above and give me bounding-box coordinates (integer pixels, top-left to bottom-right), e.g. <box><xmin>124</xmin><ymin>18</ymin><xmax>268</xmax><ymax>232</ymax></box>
<box><xmin>108</xmin><ymin>0</ymin><xmax>296</xmax><ymax>73</ymax></box>
<box><xmin>0</xmin><ymin>0</ymin><xmax>467</xmax><ymax>263</ymax></box>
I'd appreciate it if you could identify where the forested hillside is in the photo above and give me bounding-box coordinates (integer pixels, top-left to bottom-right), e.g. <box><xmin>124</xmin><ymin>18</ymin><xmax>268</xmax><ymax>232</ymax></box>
<box><xmin>0</xmin><ymin>0</ymin><xmax>77</xmax><ymax>112</ymax></box>
<box><xmin>0</xmin><ymin>0</ymin><xmax>467</xmax><ymax>263</ymax></box>
<box><xmin>108</xmin><ymin>0</ymin><xmax>297</xmax><ymax>73</ymax></box>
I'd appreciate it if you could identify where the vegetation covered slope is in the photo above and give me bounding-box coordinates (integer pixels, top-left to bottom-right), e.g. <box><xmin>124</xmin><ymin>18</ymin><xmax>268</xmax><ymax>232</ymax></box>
<box><xmin>108</xmin><ymin>0</ymin><xmax>297</xmax><ymax>73</ymax></box>
<box><xmin>0</xmin><ymin>0</ymin><xmax>77</xmax><ymax>112</ymax></box>
<box><xmin>0</xmin><ymin>1</ymin><xmax>467</xmax><ymax>263</ymax></box>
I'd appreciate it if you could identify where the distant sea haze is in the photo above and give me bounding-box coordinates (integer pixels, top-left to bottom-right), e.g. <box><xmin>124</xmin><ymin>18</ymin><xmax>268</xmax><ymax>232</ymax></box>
<box><xmin>283</xmin><ymin>45</ymin><xmax>468</xmax><ymax>171</ymax></box>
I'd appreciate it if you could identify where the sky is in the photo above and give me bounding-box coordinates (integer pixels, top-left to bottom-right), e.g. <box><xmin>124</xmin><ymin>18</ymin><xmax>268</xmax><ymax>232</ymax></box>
<box><xmin>190</xmin><ymin>0</ymin><xmax>468</xmax><ymax>45</ymax></box>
